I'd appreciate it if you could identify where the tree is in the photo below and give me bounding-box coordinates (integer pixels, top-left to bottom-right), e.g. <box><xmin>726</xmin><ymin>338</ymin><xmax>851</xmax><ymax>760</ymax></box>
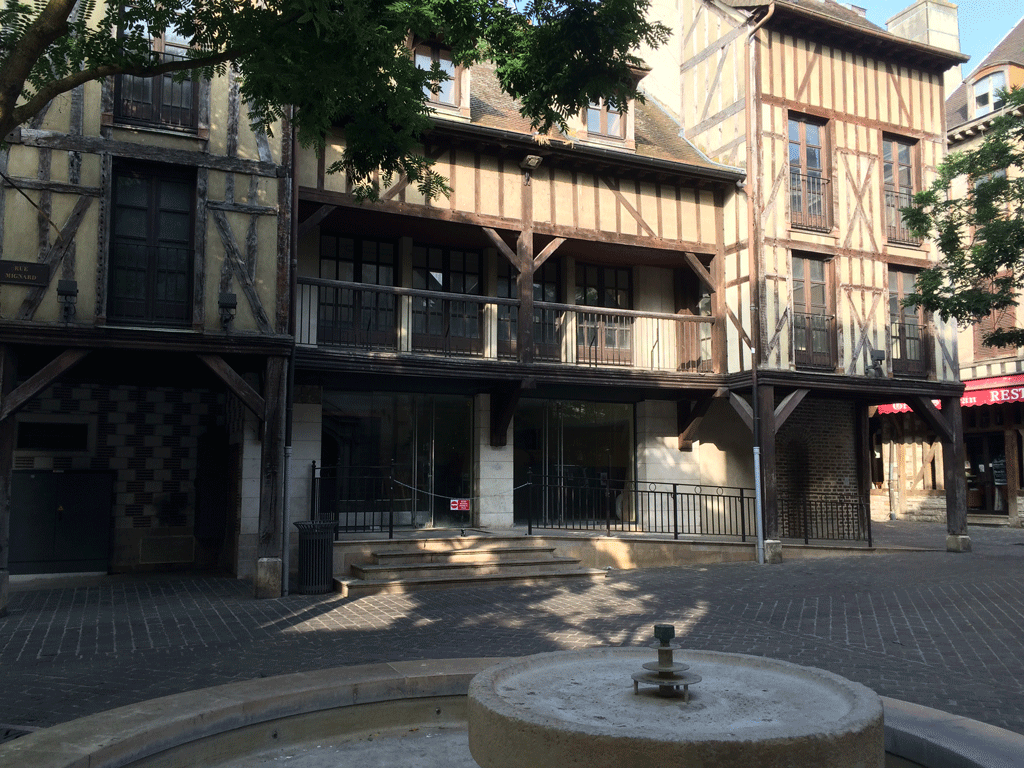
<box><xmin>904</xmin><ymin>87</ymin><xmax>1024</xmax><ymax>348</ymax></box>
<box><xmin>0</xmin><ymin>0</ymin><xmax>668</xmax><ymax>199</ymax></box>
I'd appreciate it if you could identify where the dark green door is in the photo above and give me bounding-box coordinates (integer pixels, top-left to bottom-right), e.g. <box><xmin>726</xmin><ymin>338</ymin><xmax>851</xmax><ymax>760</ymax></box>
<box><xmin>10</xmin><ymin>471</ymin><xmax>113</xmax><ymax>574</ymax></box>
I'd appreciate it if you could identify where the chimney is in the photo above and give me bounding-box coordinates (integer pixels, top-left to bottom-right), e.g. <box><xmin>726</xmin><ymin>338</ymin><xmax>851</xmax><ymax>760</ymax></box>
<box><xmin>886</xmin><ymin>1</ymin><xmax>962</xmax><ymax>97</ymax></box>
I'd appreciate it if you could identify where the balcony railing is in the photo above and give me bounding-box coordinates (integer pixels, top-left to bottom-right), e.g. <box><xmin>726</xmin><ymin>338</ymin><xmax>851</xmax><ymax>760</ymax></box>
<box><xmin>297</xmin><ymin>277</ymin><xmax>716</xmax><ymax>373</ymax></box>
<box><xmin>793</xmin><ymin>312</ymin><xmax>836</xmax><ymax>369</ymax></box>
<box><xmin>789</xmin><ymin>171</ymin><xmax>833</xmax><ymax>232</ymax></box>
<box><xmin>884</xmin><ymin>189</ymin><xmax>922</xmax><ymax>246</ymax></box>
<box><xmin>890</xmin><ymin>318</ymin><xmax>928</xmax><ymax>377</ymax></box>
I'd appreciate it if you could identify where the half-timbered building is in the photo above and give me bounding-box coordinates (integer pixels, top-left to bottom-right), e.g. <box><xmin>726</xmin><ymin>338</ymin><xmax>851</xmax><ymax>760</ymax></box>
<box><xmin>0</xmin><ymin>4</ymin><xmax>292</xmax><ymax>608</ymax></box>
<box><xmin>876</xmin><ymin>14</ymin><xmax>1024</xmax><ymax>529</ymax></box>
<box><xmin>636</xmin><ymin>0</ymin><xmax>969</xmax><ymax>550</ymax></box>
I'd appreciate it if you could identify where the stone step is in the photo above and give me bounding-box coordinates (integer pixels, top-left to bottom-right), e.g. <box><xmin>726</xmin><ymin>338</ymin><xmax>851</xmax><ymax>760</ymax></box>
<box><xmin>336</xmin><ymin>567</ymin><xmax>607</xmax><ymax>597</ymax></box>
<box><xmin>352</xmin><ymin>555</ymin><xmax>582</xmax><ymax>582</ymax></box>
<box><xmin>371</xmin><ymin>546</ymin><xmax>559</xmax><ymax>565</ymax></box>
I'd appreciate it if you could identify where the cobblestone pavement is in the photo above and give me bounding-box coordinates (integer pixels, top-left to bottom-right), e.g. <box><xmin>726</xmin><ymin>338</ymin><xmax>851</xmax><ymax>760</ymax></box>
<box><xmin>1</xmin><ymin>521</ymin><xmax>1023</xmax><ymax>736</ymax></box>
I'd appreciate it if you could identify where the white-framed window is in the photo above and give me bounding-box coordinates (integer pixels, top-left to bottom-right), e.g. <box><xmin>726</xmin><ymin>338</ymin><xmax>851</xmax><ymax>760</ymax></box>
<box><xmin>974</xmin><ymin>71</ymin><xmax>1006</xmax><ymax>118</ymax></box>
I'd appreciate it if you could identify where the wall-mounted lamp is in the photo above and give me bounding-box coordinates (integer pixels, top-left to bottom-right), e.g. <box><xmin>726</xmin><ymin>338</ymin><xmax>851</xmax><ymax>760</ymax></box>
<box><xmin>869</xmin><ymin>349</ymin><xmax>886</xmax><ymax>377</ymax></box>
<box><xmin>520</xmin><ymin>154</ymin><xmax>543</xmax><ymax>186</ymax></box>
<box><xmin>219</xmin><ymin>292</ymin><xmax>237</xmax><ymax>330</ymax></box>
<box><xmin>56</xmin><ymin>279</ymin><xmax>77</xmax><ymax>324</ymax></box>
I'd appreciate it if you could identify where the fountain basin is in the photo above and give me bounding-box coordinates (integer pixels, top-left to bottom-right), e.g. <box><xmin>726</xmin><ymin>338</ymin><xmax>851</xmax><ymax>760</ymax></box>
<box><xmin>469</xmin><ymin>648</ymin><xmax>884</xmax><ymax>768</ymax></box>
<box><xmin>0</xmin><ymin>656</ymin><xmax>1020</xmax><ymax>768</ymax></box>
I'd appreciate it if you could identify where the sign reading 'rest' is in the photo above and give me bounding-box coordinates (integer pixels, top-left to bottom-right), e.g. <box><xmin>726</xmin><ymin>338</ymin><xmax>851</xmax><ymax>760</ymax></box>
<box><xmin>0</xmin><ymin>261</ymin><xmax>49</xmax><ymax>285</ymax></box>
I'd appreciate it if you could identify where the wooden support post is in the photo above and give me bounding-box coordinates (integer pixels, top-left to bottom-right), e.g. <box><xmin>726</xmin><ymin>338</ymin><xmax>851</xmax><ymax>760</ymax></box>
<box><xmin>757</xmin><ymin>383</ymin><xmax>778</xmax><ymax>540</ymax></box>
<box><xmin>490</xmin><ymin>380</ymin><xmax>530</xmax><ymax>447</ymax></box>
<box><xmin>256</xmin><ymin>356</ymin><xmax>287</xmax><ymax>597</ymax></box>
<box><xmin>855</xmin><ymin>404</ymin><xmax>873</xmax><ymax>540</ymax></box>
<box><xmin>0</xmin><ymin>346</ymin><xmax>16</xmax><ymax>615</ymax></box>
<box><xmin>1006</xmin><ymin>428</ymin><xmax>1019</xmax><ymax>522</ymax></box>
<box><xmin>941</xmin><ymin>395</ymin><xmax>969</xmax><ymax>540</ymax></box>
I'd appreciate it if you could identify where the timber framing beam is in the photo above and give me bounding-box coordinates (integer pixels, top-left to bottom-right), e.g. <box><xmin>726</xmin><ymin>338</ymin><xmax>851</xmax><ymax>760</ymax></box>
<box><xmin>482</xmin><ymin>227</ymin><xmax>521</xmax><ymax>269</ymax></box>
<box><xmin>0</xmin><ymin>350</ymin><xmax>90</xmax><ymax>423</ymax></box>
<box><xmin>490</xmin><ymin>380</ymin><xmax>532</xmax><ymax>447</ymax></box>
<box><xmin>728</xmin><ymin>391</ymin><xmax>754</xmax><ymax>433</ymax></box>
<box><xmin>297</xmin><ymin>204</ymin><xmax>337</xmax><ymax>241</ymax></box>
<box><xmin>907</xmin><ymin>395</ymin><xmax>954</xmax><ymax>444</ymax></box>
<box><xmin>677</xmin><ymin>388</ymin><xmax>727</xmax><ymax>450</ymax></box>
<box><xmin>683</xmin><ymin>251</ymin><xmax>716</xmax><ymax>293</ymax></box>
<box><xmin>774</xmin><ymin>389</ymin><xmax>809</xmax><ymax>431</ymax></box>
<box><xmin>198</xmin><ymin>354</ymin><xmax>266</xmax><ymax>420</ymax></box>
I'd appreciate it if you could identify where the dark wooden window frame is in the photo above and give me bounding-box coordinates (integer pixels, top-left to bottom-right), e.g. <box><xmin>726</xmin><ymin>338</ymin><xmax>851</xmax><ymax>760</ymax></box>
<box><xmin>413</xmin><ymin>40</ymin><xmax>461</xmax><ymax>109</ymax></box>
<box><xmin>585</xmin><ymin>99</ymin><xmax>626</xmax><ymax>140</ymax></box>
<box><xmin>497</xmin><ymin>258</ymin><xmax>561</xmax><ymax>361</ymax></box>
<box><xmin>882</xmin><ymin>134</ymin><xmax>921</xmax><ymax>246</ymax></box>
<box><xmin>792</xmin><ymin>252</ymin><xmax>837</xmax><ymax>370</ymax></box>
<box><xmin>108</xmin><ymin>163</ymin><xmax>195</xmax><ymax>326</ymax></box>
<box><xmin>888</xmin><ymin>266</ymin><xmax>929</xmax><ymax>377</ymax></box>
<box><xmin>113</xmin><ymin>12</ymin><xmax>200</xmax><ymax>132</ymax></box>
<box><xmin>412</xmin><ymin>244</ymin><xmax>483</xmax><ymax>355</ymax></box>
<box><xmin>317</xmin><ymin>235</ymin><xmax>398</xmax><ymax>348</ymax></box>
<box><xmin>788</xmin><ymin>113</ymin><xmax>832</xmax><ymax>232</ymax></box>
<box><xmin>575</xmin><ymin>263</ymin><xmax>633</xmax><ymax>365</ymax></box>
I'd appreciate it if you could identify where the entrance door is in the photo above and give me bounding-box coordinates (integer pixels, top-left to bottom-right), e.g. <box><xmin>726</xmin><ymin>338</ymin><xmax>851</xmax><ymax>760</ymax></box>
<box><xmin>10</xmin><ymin>471</ymin><xmax>113</xmax><ymax>574</ymax></box>
<box><xmin>965</xmin><ymin>433</ymin><xmax>1008</xmax><ymax>515</ymax></box>
<box><xmin>513</xmin><ymin>400</ymin><xmax>634</xmax><ymax>525</ymax></box>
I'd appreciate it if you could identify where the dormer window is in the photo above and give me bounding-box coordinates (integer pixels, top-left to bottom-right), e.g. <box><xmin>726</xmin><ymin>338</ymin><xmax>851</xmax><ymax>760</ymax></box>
<box><xmin>974</xmin><ymin>71</ymin><xmax>1006</xmax><ymax>118</ymax></box>
<box><xmin>415</xmin><ymin>41</ymin><xmax>457</xmax><ymax>107</ymax></box>
<box><xmin>586</xmin><ymin>99</ymin><xmax>624</xmax><ymax>139</ymax></box>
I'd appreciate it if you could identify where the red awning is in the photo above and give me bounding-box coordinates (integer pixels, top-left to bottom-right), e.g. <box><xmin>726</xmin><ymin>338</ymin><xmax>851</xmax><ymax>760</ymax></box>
<box><xmin>876</xmin><ymin>373</ymin><xmax>1024</xmax><ymax>414</ymax></box>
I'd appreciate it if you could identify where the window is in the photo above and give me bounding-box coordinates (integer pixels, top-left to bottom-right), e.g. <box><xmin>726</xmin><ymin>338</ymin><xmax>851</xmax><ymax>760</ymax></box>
<box><xmin>974</xmin><ymin>71</ymin><xmax>1006</xmax><ymax>118</ymax></box>
<box><xmin>575</xmin><ymin>264</ymin><xmax>632</xmax><ymax>365</ymax></box>
<box><xmin>889</xmin><ymin>267</ymin><xmax>928</xmax><ymax>376</ymax></box>
<box><xmin>108</xmin><ymin>164</ymin><xmax>194</xmax><ymax>325</ymax></box>
<box><xmin>883</xmin><ymin>135</ymin><xmax>919</xmax><ymax>245</ymax></box>
<box><xmin>586</xmin><ymin>99</ymin><xmax>625</xmax><ymax>139</ymax></box>
<box><xmin>792</xmin><ymin>254</ymin><xmax>835</xmax><ymax>369</ymax></box>
<box><xmin>412</xmin><ymin>245</ymin><xmax>482</xmax><ymax>355</ymax></box>
<box><xmin>115</xmin><ymin>15</ymin><xmax>198</xmax><ymax>131</ymax></box>
<box><xmin>497</xmin><ymin>259</ymin><xmax>561</xmax><ymax>361</ymax></box>
<box><xmin>318</xmin><ymin>236</ymin><xmax>396</xmax><ymax>348</ymax></box>
<box><xmin>788</xmin><ymin>115</ymin><xmax>832</xmax><ymax>231</ymax></box>
<box><xmin>974</xmin><ymin>301</ymin><xmax>1017</xmax><ymax>361</ymax></box>
<box><xmin>415</xmin><ymin>41</ymin><xmax>458</xmax><ymax>107</ymax></box>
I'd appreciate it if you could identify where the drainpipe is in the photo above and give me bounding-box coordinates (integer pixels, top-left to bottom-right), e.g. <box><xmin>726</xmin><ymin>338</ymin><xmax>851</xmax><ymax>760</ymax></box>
<box><xmin>281</xmin><ymin>110</ymin><xmax>299</xmax><ymax>596</ymax></box>
<box><xmin>747</xmin><ymin>4</ymin><xmax>773</xmax><ymax>565</ymax></box>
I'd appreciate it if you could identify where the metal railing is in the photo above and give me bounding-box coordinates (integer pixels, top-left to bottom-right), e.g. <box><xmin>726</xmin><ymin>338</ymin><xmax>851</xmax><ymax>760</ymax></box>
<box><xmin>885</xmin><ymin>189</ymin><xmax>922</xmax><ymax>246</ymax></box>
<box><xmin>526</xmin><ymin>472</ymin><xmax>756</xmax><ymax>539</ymax></box>
<box><xmin>890</xmin><ymin>318</ymin><xmax>928</xmax><ymax>377</ymax></box>
<box><xmin>790</xmin><ymin>171</ymin><xmax>833</xmax><ymax>232</ymax></box>
<box><xmin>777</xmin><ymin>492</ymin><xmax>871</xmax><ymax>545</ymax></box>
<box><xmin>793</xmin><ymin>312</ymin><xmax>836</xmax><ymax>369</ymax></box>
<box><xmin>297</xmin><ymin>278</ymin><xmax>715</xmax><ymax>372</ymax></box>
<box><xmin>310</xmin><ymin>463</ymin><xmax>407</xmax><ymax>538</ymax></box>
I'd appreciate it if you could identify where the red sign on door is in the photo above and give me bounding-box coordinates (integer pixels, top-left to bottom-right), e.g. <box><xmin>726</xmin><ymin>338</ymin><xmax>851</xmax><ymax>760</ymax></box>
<box><xmin>450</xmin><ymin>499</ymin><xmax>470</xmax><ymax>511</ymax></box>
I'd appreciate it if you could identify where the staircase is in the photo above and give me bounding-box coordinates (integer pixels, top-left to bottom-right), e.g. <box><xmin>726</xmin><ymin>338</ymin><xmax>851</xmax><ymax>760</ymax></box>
<box><xmin>335</xmin><ymin>541</ymin><xmax>607</xmax><ymax>597</ymax></box>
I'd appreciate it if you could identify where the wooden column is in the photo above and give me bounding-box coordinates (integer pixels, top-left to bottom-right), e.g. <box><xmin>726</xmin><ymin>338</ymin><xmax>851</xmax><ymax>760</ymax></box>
<box><xmin>855</xmin><ymin>404</ymin><xmax>873</xmax><ymax>536</ymax></box>
<box><xmin>941</xmin><ymin>395</ymin><xmax>968</xmax><ymax>536</ymax></box>
<box><xmin>757</xmin><ymin>383</ymin><xmax>778</xmax><ymax>539</ymax></box>
<box><xmin>1007</xmin><ymin>428</ymin><xmax>1020</xmax><ymax>521</ymax></box>
<box><xmin>517</xmin><ymin>166</ymin><xmax>535</xmax><ymax>364</ymax></box>
<box><xmin>257</xmin><ymin>356</ymin><xmax>287</xmax><ymax>564</ymax></box>
<box><xmin>0</xmin><ymin>346</ymin><xmax>16</xmax><ymax>616</ymax></box>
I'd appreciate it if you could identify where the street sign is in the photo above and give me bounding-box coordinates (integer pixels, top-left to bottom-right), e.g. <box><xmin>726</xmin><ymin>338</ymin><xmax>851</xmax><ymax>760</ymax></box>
<box><xmin>450</xmin><ymin>499</ymin><xmax>470</xmax><ymax>511</ymax></box>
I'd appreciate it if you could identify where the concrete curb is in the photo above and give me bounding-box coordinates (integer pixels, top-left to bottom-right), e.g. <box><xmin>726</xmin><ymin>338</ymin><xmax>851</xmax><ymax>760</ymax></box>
<box><xmin>882</xmin><ymin>696</ymin><xmax>1024</xmax><ymax>768</ymax></box>
<box><xmin>1</xmin><ymin>660</ymin><xmax>1021</xmax><ymax>768</ymax></box>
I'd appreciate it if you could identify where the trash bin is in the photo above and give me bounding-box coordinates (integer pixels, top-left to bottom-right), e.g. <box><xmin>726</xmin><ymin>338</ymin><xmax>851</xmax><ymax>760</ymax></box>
<box><xmin>294</xmin><ymin>520</ymin><xmax>336</xmax><ymax>595</ymax></box>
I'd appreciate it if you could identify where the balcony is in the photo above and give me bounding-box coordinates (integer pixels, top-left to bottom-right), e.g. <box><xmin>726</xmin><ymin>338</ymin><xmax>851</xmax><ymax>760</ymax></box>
<box><xmin>884</xmin><ymin>189</ymin><xmax>922</xmax><ymax>246</ymax></box>
<box><xmin>890</xmin><ymin>318</ymin><xmax>928</xmax><ymax>377</ymax></box>
<box><xmin>793</xmin><ymin>312</ymin><xmax>837</xmax><ymax>369</ymax></box>
<box><xmin>789</xmin><ymin>171</ymin><xmax>833</xmax><ymax>232</ymax></box>
<box><xmin>297</xmin><ymin>277</ymin><xmax>716</xmax><ymax>374</ymax></box>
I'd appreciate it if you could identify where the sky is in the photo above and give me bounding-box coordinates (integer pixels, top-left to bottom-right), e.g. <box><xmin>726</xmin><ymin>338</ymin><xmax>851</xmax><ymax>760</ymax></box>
<box><xmin>855</xmin><ymin>0</ymin><xmax>1024</xmax><ymax>75</ymax></box>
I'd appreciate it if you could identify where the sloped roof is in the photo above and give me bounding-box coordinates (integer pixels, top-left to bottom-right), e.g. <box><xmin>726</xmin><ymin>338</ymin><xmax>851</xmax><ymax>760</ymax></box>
<box><xmin>946</xmin><ymin>16</ymin><xmax>1024</xmax><ymax>131</ymax></box>
<box><xmin>723</xmin><ymin>0</ymin><xmax>967</xmax><ymax>71</ymax></box>
<box><xmin>445</xmin><ymin>61</ymin><xmax>742</xmax><ymax>182</ymax></box>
